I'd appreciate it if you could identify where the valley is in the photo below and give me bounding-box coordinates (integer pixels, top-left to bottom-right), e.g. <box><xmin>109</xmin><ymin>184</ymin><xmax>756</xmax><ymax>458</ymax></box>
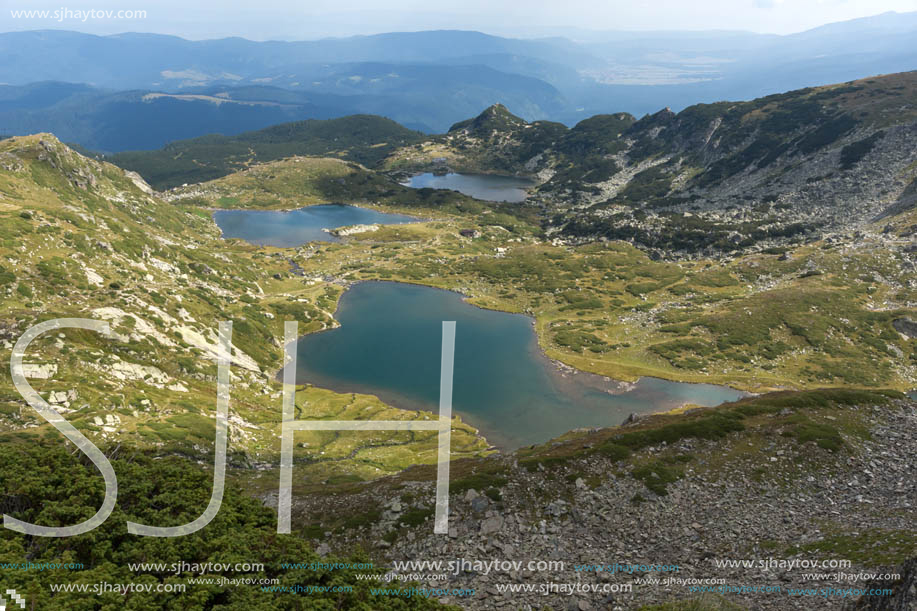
<box><xmin>0</xmin><ymin>69</ymin><xmax>915</xmax><ymax>609</ymax></box>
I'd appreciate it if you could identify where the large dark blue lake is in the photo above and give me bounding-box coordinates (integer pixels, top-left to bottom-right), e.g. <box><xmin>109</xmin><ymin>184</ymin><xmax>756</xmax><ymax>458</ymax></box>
<box><xmin>212</xmin><ymin>204</ymin><xmax>418</xmax><ymax>247</ymax></box>
<box><xmin>294</xmin><ymin>281</ymin><xmax>747</xmax><ymax>449</ymax></box>
<box><xmin>402</xmin><ymin>173</ymin><xmax>532</xmax><ymax>203</ymax></box>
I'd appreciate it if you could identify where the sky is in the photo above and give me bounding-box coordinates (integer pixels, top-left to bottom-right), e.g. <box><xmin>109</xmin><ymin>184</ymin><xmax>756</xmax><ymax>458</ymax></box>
<box><xmin>2</xmin><ymin>0</ymin><xmax>917</xmax><ymax>39</ymax></box>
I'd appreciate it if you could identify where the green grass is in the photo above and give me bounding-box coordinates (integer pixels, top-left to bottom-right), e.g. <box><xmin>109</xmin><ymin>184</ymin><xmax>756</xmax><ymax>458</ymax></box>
<box><xmin>612</xmin><ymin>411</ymin><xmax>746</xmax><ymax>450</ymax></box>
<box><xmin>399</xmin><ymin>507</ymin><xmax>435</xmax><ymax>527</ymax></box>
<box><xmin>788</xmin><ymin>529</ymin><xmax>917</xmax><ymax>566</ymax></box>
<box><xmin>780</xmin><ymin>415</ymin><xmax>844</xmax><ymax>451</ymax></box>
<box><xmin>450</xmin><ymin>470</ymin><xmax>509</xmax><ymax>494</ymax></box>
<box><xmin>632</xmin><ymin>460</ymin><xmax>685</xmax><ymax>495</ymax></box>
<box><xmin>513</xmin><ymin>388</ymin><xmax>899</xmax><ymax>480</ymax></box>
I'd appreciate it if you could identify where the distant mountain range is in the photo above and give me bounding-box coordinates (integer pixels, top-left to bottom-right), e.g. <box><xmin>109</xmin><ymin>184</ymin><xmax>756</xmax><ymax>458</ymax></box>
<box><xmin>1</xmin><ymin>12</ymin><xmax>916</xmax><ymax>150</ymax></box>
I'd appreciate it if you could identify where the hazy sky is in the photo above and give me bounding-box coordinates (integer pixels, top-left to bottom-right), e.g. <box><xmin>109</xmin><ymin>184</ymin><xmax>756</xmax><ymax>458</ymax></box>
<box><xmin>2</xmin><ymin>0</ymin><xmax>917</xmax><ymax>39</ymax></box>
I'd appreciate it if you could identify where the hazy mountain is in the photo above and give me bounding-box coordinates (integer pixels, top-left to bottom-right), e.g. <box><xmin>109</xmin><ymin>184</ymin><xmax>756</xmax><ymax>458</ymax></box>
<box><xmin>2</xmin><ymin>16</ymin><xmax>914</xmax><ymax>94</ymax></box>
<box><xmin>264</xmin><ymin>62</ymin><xmax>568</xmax><ymax>131</ymax></box>
<box><xmin>0</xmin><ymin>62</ymin><xmax>565</xmax><ymax>150</ymax></box>
<box><xmin>1</xmin><ymin>14</ymin><xmax>915</xmax><ymax>150</ymax></box>
<box><xmin>0</xmin><ymin>29</ymin><xmax>591</xmax><ymax>90</ymax></box>
<box><xmin>0</xmin><ymin>82</ymin><xmax>361</xmax><ymax>151</ymax></box>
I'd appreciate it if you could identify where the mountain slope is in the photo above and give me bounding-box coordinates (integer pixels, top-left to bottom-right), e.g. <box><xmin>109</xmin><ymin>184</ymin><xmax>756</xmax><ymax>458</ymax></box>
<box><xmin>390</xmin><ymin>71</ymin><xmax>917</xmax><ymax>254</ymax></box>
<box><xmin>0</xmin><ymin>134</ymin><xmax>487</xmax><ymax>477</ymax></box>
<box><xmin>291</xmin><ymin>389</ymin><xmax>916</xmax><ymax>610</ymax></box>
<box><xmin>108</xmin><ymin>115</ymin><xmax>424</xmax><ymax>189</ymax></box>
<box><xmin>552</xmin><ymin>71</ymin><xmax>917</xmax><ymax>253</ymax></box>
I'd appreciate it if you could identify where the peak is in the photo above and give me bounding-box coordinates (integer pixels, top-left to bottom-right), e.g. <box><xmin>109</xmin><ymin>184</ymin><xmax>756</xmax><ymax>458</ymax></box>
<box><xmin>0</xmin><ymin>133</ymin><xmax>75</xmax><ymax>160</ymax></box>
<box><xmin>0</xmin><ymin>132</ymin><xmax>134</xmax><ymax>193</ymax></box>
<box><xmin>484</xmin><ymin>103</ymin><xmax>510</xmax><ymax>114</ymax></box>
<box><xmin>448</xmin><ymin>103</ymin><xmax>526</xmax><ymax>134</ymax></box>
<box><xmin>632</xmin><ymin>106</ymin><xmax>677</xmax><ymax>129</ymax></box>
<box><xmin>480</xmin><ymin>104</ymin><xmax>523</xmax><ymax>122</ymax></box>
<box><xmin>1</xmin><ymin>133</ymin><xmax>60</xmax><ymax>148</ymax></box>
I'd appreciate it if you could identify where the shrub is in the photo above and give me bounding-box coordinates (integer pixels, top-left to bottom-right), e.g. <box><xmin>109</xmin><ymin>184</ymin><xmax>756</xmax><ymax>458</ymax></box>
<box><xmin>632</xmin><ymin>460</ymin><xmax>684</xmax><ymax>495</ymax></box>
<box><xmin>781</xmin><ymin>415</ymin><xmax>844</xmax><ymax>451</ymax></box>
<box><xmin>450</xmin><ymin>471</ymin><xmax>508</xmax><ymax>494</ymax></box>
<box><xmin>840</xmin><ymin>131</ymin><xmax>884</xmax><ymax>169</ymax></box>
<box><xmin>593</xmin><ymin>442</ymin><xmax>630</xmax><ymax>461</ymax></box>
<box><xmin>612</xmin><ymin>412</ymin><xmax>746</xmax><ymax>450</ymax></box>
<box><xmin>0</xmin><ymin>439</ymin><xmax>442</xmax><ymax>609</ymax></box>
<box><xmin>0</xmin><ymin>265</ymin><xmax>14</xmax><ymax>285</ymax></box>
<box><xmin>554</xmin><ymin>328</ymin><xmax>608</xmax><ymax>353</ymax></box>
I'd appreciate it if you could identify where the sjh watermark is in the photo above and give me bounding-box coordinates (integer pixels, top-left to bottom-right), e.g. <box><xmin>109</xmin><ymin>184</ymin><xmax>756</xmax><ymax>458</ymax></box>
<box><xmin>0</xmin><ymin>588</ymin><xmax>25</xmax><ymax>610</ymax></box>
<box><xmin>9</xmin><ymin>8</ymin><xmax>147</xmax><ymax>22</ymax></box>
<box><xmin>7</xmin><ymin>318</ymin><xmax>456</xmax><ymax>538</ymax></box>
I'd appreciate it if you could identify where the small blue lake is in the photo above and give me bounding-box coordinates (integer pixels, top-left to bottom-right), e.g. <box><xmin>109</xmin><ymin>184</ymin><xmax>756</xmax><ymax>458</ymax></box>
<box><xmin>294</xmin><ymin>281</ymin><xmax>748</xmax><ymax>449</ymax></box>
<box><xmin>402</xmin><ymin>173</ymin><xmax>532</xmax><ymax>203</ymax></box>
<box><xmin>212</xmin><ymin>204</ymin><xmax>418</xmax><ymax>247</ymax></box>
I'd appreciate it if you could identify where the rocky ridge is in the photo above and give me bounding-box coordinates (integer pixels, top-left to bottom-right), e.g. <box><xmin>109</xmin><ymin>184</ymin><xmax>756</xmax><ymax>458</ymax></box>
<box><xmin>285</xmin><ymin>392</ymin><xmax>917</xmax><ymax>610</ymax></box>
<box><xmin>385</xmin><ymin>72</ymin><xmax>917</xmax><ymax>257</ymax></box>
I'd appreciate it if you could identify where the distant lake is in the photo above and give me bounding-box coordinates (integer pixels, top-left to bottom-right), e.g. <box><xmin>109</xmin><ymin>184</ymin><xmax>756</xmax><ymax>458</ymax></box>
<box><xmin>402</xmin><ymin>172</ymin><xmax>533</xmax><ymax>203</ymax></box>
<box><xmin>212</xmin><ymin>204</ymin><xmax>418</xmax><ymax>247</ymax></box>
<box><xmin>294</xmin><ymin>281</ymin><xmax>747</xmax><ymax>449</ymax></box>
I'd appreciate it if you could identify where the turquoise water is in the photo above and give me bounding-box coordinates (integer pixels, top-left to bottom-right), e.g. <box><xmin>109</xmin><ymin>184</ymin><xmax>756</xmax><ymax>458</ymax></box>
<box><xmin>402</xmin><ymin>173</ymin><xmax>532</xmax><ymax>203</ymax></box>
<box><xmin>294</xmin><ymin>281</ymin><xmax>747</xmax><ymax>449</ymax></box>
<box><xmin>212</xmin><ymin>204</ymin><xmax>418</xmax><ymax>247</ymax></box>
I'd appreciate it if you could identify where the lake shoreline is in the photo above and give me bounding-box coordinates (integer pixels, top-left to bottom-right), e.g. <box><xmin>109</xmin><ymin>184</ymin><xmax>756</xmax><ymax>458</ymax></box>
<box><xmin>400</xmin><ymin>171</ymin><xmax>535</xmax><ymax>203</ymax></box>
<box><xmin>283</xmin><ymin>279</ymin><xmax>747</xmax><ymax>449</ymax></box>
<box><xmin>212</xmin><ymin>204</ymin><xmax>420</xmax><ymax>247</ymax></box>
